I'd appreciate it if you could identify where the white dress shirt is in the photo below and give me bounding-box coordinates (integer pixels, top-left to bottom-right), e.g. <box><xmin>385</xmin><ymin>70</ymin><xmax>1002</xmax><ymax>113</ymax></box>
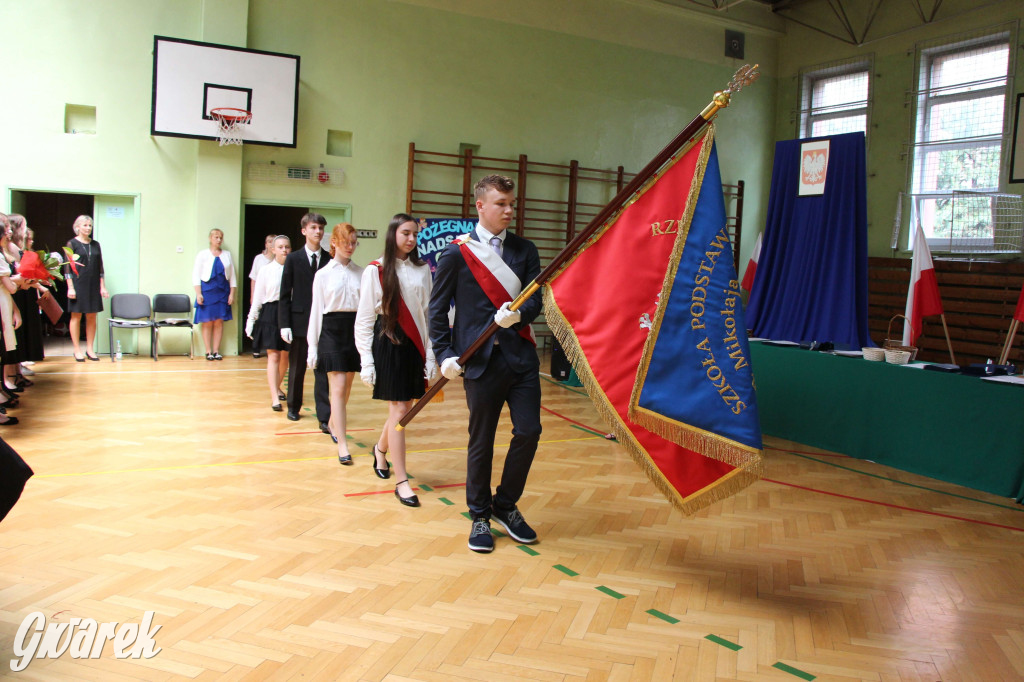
<box><xmin>246</xmin><ymin>259</ymin><xmax>284</xmax><ymax>328</ymax></box>
<box><xmin>192</xmin><ymin>249</ymin><xmax>237</xmax><ymax>287</ymax></box>
<box><xmin>354</xmin><ymin>256</ymin><xmax>434</xmax><ymax>370</ymax></box>
<box><xmin>307</xmin><ymin>259</ymin><xmax>365</xmax><ymax>355</ymax></box>
<box><xmin>249</xmin><ymin>252</ymin><xmax>272</xmax><ymax>281</ymax></box>
<box><xmin>476</xmin><ymin>222</ymin><xmax>506</xmax><ymax>255</ymax></box>
<box><xmin>303</xmin><ymin>245</ymin><xmax>321</xmax><ymax>269</ymax></box>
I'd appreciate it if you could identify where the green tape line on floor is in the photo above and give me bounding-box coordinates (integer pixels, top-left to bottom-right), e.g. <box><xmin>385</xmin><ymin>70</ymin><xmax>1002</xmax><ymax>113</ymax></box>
<box><xmin>705</xmin><ymin>634</ymin><xmax>741</xmax><ymax>651</ymax></box>
<box><xmin>772</xmin><ymin>662</ymin><xmax>814</xmax><ymax>680</ymax></box>
<box><xmin>517</xmin><ymin>545</ymin><xmax>539</xmax><ymax>556</ymax></box>
<box><xmin>553</xmin><ymin>564</ymin><xmax>578</xmax><ymax>576</ymax></box>
<box><xmin>439</xmin><ymin>497</ymin><xmax>454</xmax><ymax>505</ymax></box>
<box><xmin>646</xmin><ymin>609</ymin><xmax>678</xmax><ymax>624</ymax></box>
<box><xmin>596</xmin><ymin>586</ymin><xmax>625</xmax><ymax>599</ymax></box>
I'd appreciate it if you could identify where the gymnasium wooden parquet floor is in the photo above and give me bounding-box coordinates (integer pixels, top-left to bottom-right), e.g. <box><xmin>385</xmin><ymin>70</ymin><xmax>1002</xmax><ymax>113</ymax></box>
<box><xmin>1</xmin><ymin>354</ymin><xmax>1023</xmax><ymax>681</ymax></box>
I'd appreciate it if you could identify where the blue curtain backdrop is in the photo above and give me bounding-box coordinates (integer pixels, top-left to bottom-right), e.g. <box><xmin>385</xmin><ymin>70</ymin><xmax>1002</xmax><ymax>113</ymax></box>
<box><xmin>746</xmin><ymin>132</ymin><xmax>871</xmax><ymax>349</ymax></box>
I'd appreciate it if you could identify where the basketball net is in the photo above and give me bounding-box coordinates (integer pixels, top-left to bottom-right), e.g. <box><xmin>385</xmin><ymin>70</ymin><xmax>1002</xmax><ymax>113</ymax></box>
<box><xmin>210</xmin><ymin>108</ymin><xmax>252</xmax><ymax>146</ymax></box>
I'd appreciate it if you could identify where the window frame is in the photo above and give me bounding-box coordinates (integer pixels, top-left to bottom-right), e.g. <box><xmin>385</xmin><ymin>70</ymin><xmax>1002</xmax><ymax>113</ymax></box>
<box><xmin>908</xmin><ymin>30</ymin><xmax>1014</xmax><ymax>253</ymax></box>
<box><xmin>797</xmin><ymin>57</ymin><xmax>873</xmax><ymax>142</ymax></box>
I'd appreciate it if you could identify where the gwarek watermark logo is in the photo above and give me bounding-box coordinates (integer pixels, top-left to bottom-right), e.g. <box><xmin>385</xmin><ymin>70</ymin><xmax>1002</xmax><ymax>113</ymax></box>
<box><xmin>10</xmin><ymin>611</ymin><xmax>161</xmax><ymax>672</ymax></box>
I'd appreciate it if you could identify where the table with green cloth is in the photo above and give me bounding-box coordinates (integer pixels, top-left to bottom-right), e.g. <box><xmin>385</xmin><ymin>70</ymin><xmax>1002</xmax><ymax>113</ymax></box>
<box><xmin>750</xmin><ymin>341</ymin><xmax>1024</xmax><ymax>502</ymax></box>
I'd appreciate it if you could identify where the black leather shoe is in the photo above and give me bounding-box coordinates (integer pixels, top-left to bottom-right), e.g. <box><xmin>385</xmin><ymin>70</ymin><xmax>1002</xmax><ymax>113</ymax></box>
<box><xmin>86</xmin><ymin>353</ymin><xmax>100</xmax><ymax>361</ymax></box>
<box><xmin>330</xmin><ymin>433</ymin><xmax>338</xmax><ymax>444</ymax></box>
<box><xmin>271</xmin><ymin>403</ymin><xmax>283</xmax><ymax>412</ymax></box>
<box><xmin>338</xmin><ymin>454</ymin><xmax>353</xmax><ymax>466</ymax></box>
<box><xmin>0</xmin><ymin>416</ymin><xmax>18</xmax><ymax>426</ymax></box>
<box><xmin>278</xmin><ymin>391</ymin><xmax>286</xmax><ymax>401</ymax></box>
<box><xmin>394</xmin><ymin>480</ymin><xmax>419</xmax><ymax>507</ymax></box>
<box><xmin>319</xmin><ymin>421</ymin><xmax>331</xmax><ymax>434</ymax></box>
<box><xmin>372</xmin><ymin>444</ymin><xmax>391</xmax><ymax>480</ymax></box>
<box><xmin>74</xmin><ymin>355</ymin><xmax>85</xmax><ymax>362</ymax></box>
<box><xmin>287</xmin><ymin>411</ymin><xmax>300</xmax><ymax>421</ymax></box>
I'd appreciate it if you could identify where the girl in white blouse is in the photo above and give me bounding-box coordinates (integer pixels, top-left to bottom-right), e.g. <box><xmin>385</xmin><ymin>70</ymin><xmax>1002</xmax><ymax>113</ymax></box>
<box><xmin>246</xmin><ymin>235</ymin><xmax>291</xmax><ymax>411</ymax></box>
<box><xmin>355</xmin><ymin>214</ymin><xmax>437</xmax><ymax>507</ymax></box>
<box><xmin>307</xmin><ymin>224</ymin><xmax>364</xmax><ymax>465</ymax></box>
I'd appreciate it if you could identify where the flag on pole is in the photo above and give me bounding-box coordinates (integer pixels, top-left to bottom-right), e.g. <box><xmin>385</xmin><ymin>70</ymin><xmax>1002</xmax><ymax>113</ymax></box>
<box><xmin>902</xmin><ymin>222</ymin><xmax>944</xmax><ymax>346</ymax></box>
<box><xmin>739</xmin><ymin>232</ymin><xmax>762</xmax><ymax>293</ymax></box>
<box><xmin>544</xmin><ymin>126</ymin><xmax>762</xmax><ymax>515</ymax></box>
<box><xmin>1013</xmin><ymin>282</ymin><xmax>1024</xmax><ymax>324</ymax></box>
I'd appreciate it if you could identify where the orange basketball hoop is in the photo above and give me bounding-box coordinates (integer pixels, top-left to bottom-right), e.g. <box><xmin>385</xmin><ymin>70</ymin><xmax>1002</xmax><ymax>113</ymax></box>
<box><xmin>210</xmin><ymin>107</ymin><xmax>252</xmax><ymax>146</ymax></box>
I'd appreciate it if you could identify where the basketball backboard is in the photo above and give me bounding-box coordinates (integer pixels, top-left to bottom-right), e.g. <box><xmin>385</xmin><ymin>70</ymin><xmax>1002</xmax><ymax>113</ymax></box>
<box><xmin>151</xmin><ymin>36</ymin><xmax>300</xmax><ymax>147</ymax></box>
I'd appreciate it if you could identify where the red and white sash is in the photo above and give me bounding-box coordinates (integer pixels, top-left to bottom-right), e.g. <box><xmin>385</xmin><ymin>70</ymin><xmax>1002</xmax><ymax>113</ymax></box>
<box><xmin>456</xmin><ymin>236</ymin><xmax>536</xmax><ymax>346</ymax></box>
<box><xmin>369</xmin><ymin>261</ymin><xmax>425</xmax><ymax>360</ymax></box>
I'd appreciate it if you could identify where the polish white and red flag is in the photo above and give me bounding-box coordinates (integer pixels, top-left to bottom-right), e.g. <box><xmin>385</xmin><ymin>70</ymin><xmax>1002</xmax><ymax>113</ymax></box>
<box><xmin>903</xmin><ymin>223</ymin><xmax>944</xmax><ymax>345</ymax></box>
<box><xmin>739</xmin><ymin>232</ymin><xmax>762</xmax><ymax>293</ymax></box>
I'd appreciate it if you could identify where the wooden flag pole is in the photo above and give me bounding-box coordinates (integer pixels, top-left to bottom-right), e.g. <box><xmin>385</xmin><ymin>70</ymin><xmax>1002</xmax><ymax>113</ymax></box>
<box><xmin>395</xmin><ymin>65</ymin><xmax>761</xmax><ymax>431</ymax></box>
<box><xmin>939</xmin><ymin>313</ymin><xmax>956</xmax><ymax>364</ymax></box>
<box><xmin>998</xmin><ymin>319</ymin><xmax>1019</xmax><ymax>365</ymax></box>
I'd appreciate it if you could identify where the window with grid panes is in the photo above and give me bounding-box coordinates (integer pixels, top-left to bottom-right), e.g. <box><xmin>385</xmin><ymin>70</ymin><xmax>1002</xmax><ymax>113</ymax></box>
<box><xmin>798</xmin><ymin>58</ymin><xmax>871</xmax><ymax>139</ymax></box>
<box><xmin>910</xmin><ymin>31</ymin><xmax>1011</xmax><ymax>249</ymax></box>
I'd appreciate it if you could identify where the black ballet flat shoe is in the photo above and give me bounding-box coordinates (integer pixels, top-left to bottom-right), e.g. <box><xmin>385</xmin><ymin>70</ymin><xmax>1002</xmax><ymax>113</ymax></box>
<box><xmin>338</xmin><ymin>453</ymin><xmax>353</xmax><ymax>466</ymax></box>
<box><xmin>372</xmin><ymin>444</ymin><xmax>391</xmax><ymax>480</ymax></box>
<box><xmin>213</xmin><ymin>352</ymin><xmax>223</xmax><ymax>360</ymax></box>
<box><xmin>15</xmin><ymin>378</ymin><xmax>33</xmax><ymax>388</ymax></box>
<box><xmin>74</xmin><ymin>355</ymin><xmax>86</xmax><ymax>362</ymax></box>
<box><xmin>271</xmin><ymin>403</ymin><xmax>283</xmax><ymax>412</ymax></box>
<box><xmin>394</xmin><ymin>480</ymin><xmax>419</xmax><ymax>507</ymax></box>
<box><xmin>206</xmin><ymin>353</ymin><xmax>215</xmax><ymax>361</ymax></box>
<box><xmin>0</xmin><ymin>416</ymin><xmax>19</xmax><ymax>426</ymax></box>
<box><xmin>278</xmin><ymin>391</ymin><xmax>286</xmax><ymax>401</ymax></box>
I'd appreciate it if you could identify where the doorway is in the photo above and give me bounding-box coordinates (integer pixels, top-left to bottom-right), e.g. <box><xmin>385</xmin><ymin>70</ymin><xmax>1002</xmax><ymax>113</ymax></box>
<box><xmin>241</xmin><ymin>202</ymin><xmax>352</xmax><ymax>353</ymax></box>
<box><xmin>8</xmin><ymin>189</ymin><xmax>140</xmax><ymax>356</ymax></box>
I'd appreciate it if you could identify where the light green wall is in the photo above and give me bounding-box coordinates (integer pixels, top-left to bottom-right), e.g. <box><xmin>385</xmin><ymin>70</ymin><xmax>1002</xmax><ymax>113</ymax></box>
<box><xmin>772</xmin><ymin>5</ymin><xmax>1022</xmax><ymax>257</ymax></box>
<box><xmin>1</xmin><ymin>0</ymin><xmax>782</xmax><ymax>354</ymax></box>
<box><xmin>241</xmin><ymin>0</ymin><xmax>779</xmax><ymax>269</ymax></box>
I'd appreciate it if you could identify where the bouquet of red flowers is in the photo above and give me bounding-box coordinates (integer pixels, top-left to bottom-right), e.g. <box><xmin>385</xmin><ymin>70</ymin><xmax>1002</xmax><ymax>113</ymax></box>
<box><xmin>16</xmin><ymin>247</ymin><xmax>81</xmax><ymax>286</ymax></box>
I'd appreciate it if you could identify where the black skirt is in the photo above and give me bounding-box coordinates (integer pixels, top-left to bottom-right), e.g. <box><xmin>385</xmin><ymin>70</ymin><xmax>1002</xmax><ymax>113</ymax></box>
<box><xmin>371</xmin><ymin>316</ymin><xmax>425</xmax><ymax>402</ymax></box>
<box><xmin>252</xmin><ymin>301</ymin><xmax>290</xmax><ymax>352</ymax></box>
<box><xmin>318</xmin><ymin>311</ymin><xmax>360</xmax><ymax>373</ymax></box>
<box><xmin>11</xmin><ymin>289</ymin><xmax>44</xmax><ymax>363</ymax></box>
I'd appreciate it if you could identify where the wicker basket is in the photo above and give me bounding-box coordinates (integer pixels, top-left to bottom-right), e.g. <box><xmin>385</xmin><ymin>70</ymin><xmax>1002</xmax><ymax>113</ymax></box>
<box><xmin>884</xmin><ymin>314</ymin><xmax>918</xmax><ymax>361</ymax></box>
<box><xmin>862</xmin><ymin>347</ymin><xmax>885</xmax><ymax>361</ymax></box>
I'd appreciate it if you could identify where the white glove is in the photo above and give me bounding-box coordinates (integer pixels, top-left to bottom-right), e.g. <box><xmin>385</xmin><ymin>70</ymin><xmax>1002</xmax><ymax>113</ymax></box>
<box><xmin>245</xmin><ymin>319</ymin><xmax>255</xmax><ymax>338</ymax></box>
<box><xmin>494</xmin><ymin>302</ymin><xmax>521</xmax><ymax>328</ymax></box>
<box><xmin>360</xmin><ymin>365</ymin><xmax>376</xmax><ymax>388</ymax></box>
<box><xmin>280</xmin><ymin>328</ymin><xmax>293</xmax><ymax>344</ymax></box>
<box><xmin>307</xmin><ymin>348</ymin><xmax>318</xmax><ymax>369</ymax></box>
<box><xmin>441</xmin><ymin>357</ymin><xmax>463</xmax><ymax>380</ymax></box>
<box><xmin>424</xmin><ymin>354</ymin><xmax>438</xmax><ymax>381</ymax></box>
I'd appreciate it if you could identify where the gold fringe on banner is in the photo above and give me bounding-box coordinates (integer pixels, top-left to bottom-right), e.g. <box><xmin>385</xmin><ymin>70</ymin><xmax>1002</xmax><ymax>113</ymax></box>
<box><xmin>544</xmin><ymin>287</ymin><xmax>761</xmax><ymax>516</ymax></box>
<box><xmin>626</xmin><ymin>126</ymin><xmax>763</xmax><ymax>472</ymax></box>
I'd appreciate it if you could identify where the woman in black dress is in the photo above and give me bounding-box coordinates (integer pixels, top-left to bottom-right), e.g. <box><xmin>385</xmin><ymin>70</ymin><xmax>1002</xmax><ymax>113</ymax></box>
<box><xmin>354</xmin><ymin>214</ymin><xmax>437</xmax><ymax>507</ymax></box>
<box><xmin>66</xmin><ymin>215</ymin><xmax>108</xmax><ymax>361</ymax></box>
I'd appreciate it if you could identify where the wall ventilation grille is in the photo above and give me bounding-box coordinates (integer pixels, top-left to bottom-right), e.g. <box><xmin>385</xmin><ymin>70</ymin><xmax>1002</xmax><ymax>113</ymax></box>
<box><xmin>247</xmin><ymin>163</ymin><xmax>344</xmax><ymax>186</ymax></box>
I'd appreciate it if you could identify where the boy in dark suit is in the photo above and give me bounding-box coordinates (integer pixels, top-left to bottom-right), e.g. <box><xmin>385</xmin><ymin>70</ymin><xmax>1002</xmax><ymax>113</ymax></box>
<box><xmin>278</xmin><ymin>213</ymin><xmax>331</xmax><ymax>426</ymax></box>
<box><xmin>429</xmin><ymin>175</ymin><xmax>543</xmax><ymax>553</ymax></box>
